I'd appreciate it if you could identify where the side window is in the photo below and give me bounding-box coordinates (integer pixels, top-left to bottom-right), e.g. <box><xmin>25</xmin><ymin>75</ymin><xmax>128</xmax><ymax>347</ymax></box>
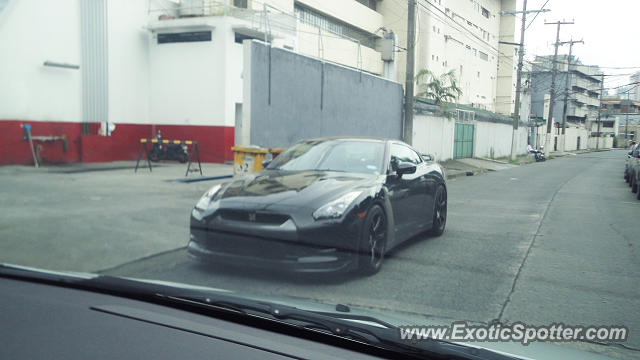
<box><xmin>390</xmin><ymin>144</ymin><xmax>422</xmax><ymax>170</ymax></box>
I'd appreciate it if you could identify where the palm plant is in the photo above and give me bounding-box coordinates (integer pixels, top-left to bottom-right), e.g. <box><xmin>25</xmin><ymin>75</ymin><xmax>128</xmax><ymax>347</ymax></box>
<box><xmin>415</xmin><ymin>69</ymin><xmax>462</xmax><ymax>114</ymax></box>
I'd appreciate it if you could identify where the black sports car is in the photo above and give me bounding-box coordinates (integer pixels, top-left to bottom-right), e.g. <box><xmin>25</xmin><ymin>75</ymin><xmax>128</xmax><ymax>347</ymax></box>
<box><xmin>188</xmin><ymin>137</ymin><xmax>447</xmax><ymax>275</ymax></box>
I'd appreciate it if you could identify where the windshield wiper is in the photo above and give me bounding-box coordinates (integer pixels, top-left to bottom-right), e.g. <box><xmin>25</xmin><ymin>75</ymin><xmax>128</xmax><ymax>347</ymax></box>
<box><xmin>160</xmin><ymin>294</ymin><xmax>519</xmax><ymax>360</ymax></box>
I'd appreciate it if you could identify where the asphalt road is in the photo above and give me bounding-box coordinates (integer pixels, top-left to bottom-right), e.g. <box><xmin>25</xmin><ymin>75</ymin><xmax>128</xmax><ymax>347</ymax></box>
<box><xmin>3</xmin><ymin>151</ymin><xmax>634</xmax><ymax>358</ymax></box>
<box><xmin>99</xmin><ymin>150</ymin><xmax>640</xmax><ymax>358</ymax></box>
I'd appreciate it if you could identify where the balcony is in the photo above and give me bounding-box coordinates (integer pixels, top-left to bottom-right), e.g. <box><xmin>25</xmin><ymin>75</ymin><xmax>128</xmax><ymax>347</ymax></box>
<box><xmin>574</xmin><ymin>92</ymin><xmax>600</xmax><ymax>107</ymax></box>
<box><xmin>148</xmin><ymin>0</ymin><xmax>296</xmax><ymax>39</ymax></box>
<box><xmin>571</xmin><ymin>77</ymin><xmax>591</xmax><ymax>90</ymax></box>
<box><xmin>568</xmin><ymin>105</ymin><xmax>588</xmax><ymax>118</ymax></box>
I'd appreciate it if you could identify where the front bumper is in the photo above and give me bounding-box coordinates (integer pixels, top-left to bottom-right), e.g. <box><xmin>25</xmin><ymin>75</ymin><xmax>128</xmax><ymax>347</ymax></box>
<box><xmin>188</xmin><ymin>208</ymin><xmax>362</xmax><ymax>273</ymax></box>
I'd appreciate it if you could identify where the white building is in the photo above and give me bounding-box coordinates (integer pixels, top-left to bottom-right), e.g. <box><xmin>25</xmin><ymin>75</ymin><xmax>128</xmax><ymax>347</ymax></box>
<box><xmin>0</xmin><ymin>0</ymin><xmax>395</xmax><ymax>164</ymax></box>
<box><xmin>0</xmin><ymin>0</ymin><xmax>516</xmax><ymax>164</ymax></box>
<box><xmin>377</xmin><ymin>0</ymin><xmax>517</xmax><ymax>114</ymax></box>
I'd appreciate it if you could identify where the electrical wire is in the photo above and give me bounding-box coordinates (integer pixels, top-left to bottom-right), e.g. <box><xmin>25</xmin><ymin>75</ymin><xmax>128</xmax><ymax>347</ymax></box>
<box><xmin>525</xmin><ymin>0</ymin><xmax>550</xmax><ymax>30</ymax></box>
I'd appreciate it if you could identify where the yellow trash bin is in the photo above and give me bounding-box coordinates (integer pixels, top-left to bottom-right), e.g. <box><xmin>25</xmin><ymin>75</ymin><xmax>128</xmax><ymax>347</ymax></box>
<box><xmin>231</xmin><ymin>146</ymin><xmax>268</xmax><ymax>178</ymax></box>
<box><xmin>268</xmin><ymin>147</ymin><xmax>287</xmax><ymax>158</ymax></box>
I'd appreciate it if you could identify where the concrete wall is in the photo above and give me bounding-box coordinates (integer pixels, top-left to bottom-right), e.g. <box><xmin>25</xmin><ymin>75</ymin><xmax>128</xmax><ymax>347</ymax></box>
<box><xmin>412</xmin><ymin>113</ymin><xmax>528</xmax><ymax>162</ymax></box>
<box><xmin>107</xmin><ymin>0</ymin><xmax>150</xmax><ymax>126</ymax></box>
<box><xmin>412</xmin><ymin>115</ymin><xmax>455</xmax><ymax>161</ymax></box>
<box><xmin>588</xmin><ymin>136</ymin><xmax>613</xmax><ymax>150</ymax></box>
<box><xmin>475</xmin><ymin>121</ymin><xmax>528</xmax><ymax>159</ymax></box>
<box><xmin>148</xmin><ymin>18</ymin><xmax>230</xmax><ymax>127</ymax></box>
<box><xmin>244</xmin><ymin>40</ymin><xmax>403</xmax><ymax>148</ymax></box>
<box><xmin>561</xmin><ymin>127</ymin><xmax>589</xmax><ymax>151</ymax></box>
<box><xmin>534</xmin><ymin>126</ymin><xmax>595</xmax><ymax>152</ymax></box>
<box><xmin>0</xmin><ymin>0</ymin><xmax>82</xmax><ymax>123</ymax></box>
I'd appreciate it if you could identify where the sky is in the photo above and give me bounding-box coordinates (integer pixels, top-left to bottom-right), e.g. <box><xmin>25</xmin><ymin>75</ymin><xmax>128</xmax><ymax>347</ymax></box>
<box><xmin>516</xmin><ymin>0</ymin><xmax>640</xmax><ymax>91</ymax></box>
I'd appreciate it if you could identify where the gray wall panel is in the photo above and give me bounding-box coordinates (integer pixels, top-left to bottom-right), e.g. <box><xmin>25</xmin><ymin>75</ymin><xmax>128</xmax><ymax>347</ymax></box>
<box><xmin>248</xmin><ymin>41</ymin><xmax>402</xmax><ymax>148</ymax></box>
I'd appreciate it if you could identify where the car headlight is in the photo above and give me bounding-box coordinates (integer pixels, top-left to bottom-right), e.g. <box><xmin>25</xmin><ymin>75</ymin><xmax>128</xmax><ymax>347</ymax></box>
<box><xmin>313</xmin><ymin>191</ymin><xmax>361</xmax><ymax>220</ymax></box>
<box><xmin>195</xmin><ymin>184</ymin><xmax>222</xmax><ymax>211</ymax></box>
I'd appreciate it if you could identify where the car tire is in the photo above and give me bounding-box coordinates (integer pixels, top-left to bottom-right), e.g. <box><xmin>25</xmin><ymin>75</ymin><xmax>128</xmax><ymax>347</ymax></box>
<box><xmin>358</xmin><ymin>205</ymin><xmax>387</xmax><ymax>276</ymax></box>
<box><xmin>429</xmin><ymin>185</ymin><xmax>447</xmax><ymax>237</ymax></box>
<box><xmin>632</xmin><ymin>177</ymin><xmax>638</xmax><ymax>194</ymax></box>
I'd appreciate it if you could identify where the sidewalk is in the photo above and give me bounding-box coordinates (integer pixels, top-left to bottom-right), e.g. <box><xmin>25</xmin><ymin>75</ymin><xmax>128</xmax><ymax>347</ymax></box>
<box><xmin>441</xmin><ymin>148</ymin><xmax>614</xmax><ymax>180</ymax></box>
<box><xmin>441</xmin><ymin>158</ymin><xmax>516</xmax><ymax>180</ymax></box>
<box><xmin>7</xmin><ymin>160</ymin><xmax>233</xmax><ymax>181</ymax></box>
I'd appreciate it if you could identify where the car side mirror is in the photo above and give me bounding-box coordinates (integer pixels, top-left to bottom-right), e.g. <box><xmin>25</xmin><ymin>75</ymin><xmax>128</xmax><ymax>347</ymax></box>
<box><xmin>261</xmin><ymin>159</ymin><xmax>272</xmax><ymax>169</ymax></box>
<box><xmin>396</xmin><ymin>162</ymin><xmax>417</xmax><ymax>176</ymax></box>
<box><xmin>421</xmin><ymin>154</ymin><xmax>434</xmax><ymax>162</ymax></box>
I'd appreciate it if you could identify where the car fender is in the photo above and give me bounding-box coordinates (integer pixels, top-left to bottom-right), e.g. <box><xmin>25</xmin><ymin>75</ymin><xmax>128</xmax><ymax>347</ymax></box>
<box><xmin>377</xmin><ymin>186</ymin><xmax>397</xmax><ymax>248</ymax></box>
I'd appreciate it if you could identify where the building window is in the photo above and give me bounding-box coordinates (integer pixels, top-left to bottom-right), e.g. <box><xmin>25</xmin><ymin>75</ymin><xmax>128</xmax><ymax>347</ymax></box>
<box><xmin>355</xmin><ymin>0</ymin><xmax>377</xmax><ymax>11</ymax></box>
<box><xmin>481</xmin><ymin>7</ymin><xmax>489</xmax><ymax>18</ymax></box>
<box><xmin>478</xmin><ymin>51</ymin><xmax>488</xmax><ymax>61</ymax></box>
<box><xmin>235</xmin><ymin>32</ymin><xmax>260</xmax><ymax>44</ymax></box>
<box><xmin>472</xmin><ymin>48</ymin><xmax>477</xmax><ymax>56</ymax></box>
<box><xmin>233</xmin><ymin>0</ymin><xmax>248</xmax><ymax>8</ymax></box>
<box><xmin>294</xmin><ymin>4</ymin><xmax>376</xmax><ymax>49</ymax></box>
<box><xmin>477</xmin><ymin>71</ymin><xmax>480</xmax><ymax>79</ymax></box>
<box><xmin>158</xmin><ymin>31</ymin><xmax>212</xmax><ymax>44</ymax></box>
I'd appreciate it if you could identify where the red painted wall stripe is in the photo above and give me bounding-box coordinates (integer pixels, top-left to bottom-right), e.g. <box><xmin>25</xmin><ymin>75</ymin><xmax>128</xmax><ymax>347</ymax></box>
<box><xmin>0</xmin><ymin>120</ymin><xmax>234</xmax><ymax>165</ymax></box>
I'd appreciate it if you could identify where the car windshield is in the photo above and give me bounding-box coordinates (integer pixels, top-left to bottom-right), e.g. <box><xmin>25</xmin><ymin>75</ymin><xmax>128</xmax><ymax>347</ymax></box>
<box><xmin>267</xmin><ymin>140</ymin><xmax>385</xmax><ymax>174</ymax></box>
<box><xmin>1</xmin><ymin>1</ymin><xmax>639</xmax><ymax>359</ymax></box>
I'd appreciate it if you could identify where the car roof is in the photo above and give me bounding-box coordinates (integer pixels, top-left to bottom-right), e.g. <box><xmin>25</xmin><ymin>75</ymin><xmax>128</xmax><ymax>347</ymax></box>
<box><xmin>300</xmin><ymin>136</ymin><xmax>398</xmax><ymax>144</ymax></box>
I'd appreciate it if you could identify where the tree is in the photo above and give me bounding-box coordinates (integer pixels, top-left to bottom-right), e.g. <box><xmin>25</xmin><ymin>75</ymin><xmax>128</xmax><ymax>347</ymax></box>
<box><xmin>415</xmin><ymin>69</ymin><xmax>462</xmax><ymax>114</ymax></box>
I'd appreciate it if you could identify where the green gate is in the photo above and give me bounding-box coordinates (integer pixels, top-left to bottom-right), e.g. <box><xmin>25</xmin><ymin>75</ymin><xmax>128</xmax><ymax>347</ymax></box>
<box><xmin>453</xmin><ymin>123</ymin><xmax>474</xmax><ymax>158</ymax></box>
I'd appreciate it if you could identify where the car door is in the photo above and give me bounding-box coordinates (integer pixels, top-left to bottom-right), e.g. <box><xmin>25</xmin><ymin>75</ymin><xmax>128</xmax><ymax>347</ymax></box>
<box><xmin>633</xmin><ymin>146</ymin><xmax>640</xmax><ymax>184</ymax></box>
<box><xmin>386</xmin><ymin>143</ymin><xmax>428</xmax><ymax>241</ymax></box>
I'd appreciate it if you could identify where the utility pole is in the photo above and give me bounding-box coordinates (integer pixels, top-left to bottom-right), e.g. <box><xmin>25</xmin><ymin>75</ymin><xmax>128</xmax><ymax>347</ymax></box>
<box><xmin>544</xmin><ymin>20</ymin><xmax>574</xmax><ymax>153</ymax></box>
<box><xmin>595</xmin><ymin>74</ymin><xmax>604</xmax><ymax>149</ymax></box>
<box><xmin>403</xmin><ymin>0</ymin><xmax>416</xmax><ymax>145</ymax></box>
<box><xmin>503</xmin><ymin>1</ymin><xmax>549</xmax><ymax>160</ymax></box>
<box><xmin>559</xmin><ymin>39</ymin><xmax>583</xmax><ymax>152</ymax></box>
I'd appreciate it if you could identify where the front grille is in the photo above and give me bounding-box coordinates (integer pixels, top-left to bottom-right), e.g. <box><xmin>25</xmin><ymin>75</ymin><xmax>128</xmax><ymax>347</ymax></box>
<box><xmin>218</xmin><ymin>210</ymin><xmax>289</xmax><ymax>225</ymax></box>
<box><xmin>204</xmin><ymin>231</ymin><xmax>317</xmax><ymax>259</ymax></box>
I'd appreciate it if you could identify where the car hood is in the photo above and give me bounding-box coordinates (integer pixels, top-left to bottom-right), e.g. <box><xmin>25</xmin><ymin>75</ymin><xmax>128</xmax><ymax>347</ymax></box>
<box><xmin>217</xmin><ymin>170</ymin><xmax>378</xmax><ymax>210</ymax></box>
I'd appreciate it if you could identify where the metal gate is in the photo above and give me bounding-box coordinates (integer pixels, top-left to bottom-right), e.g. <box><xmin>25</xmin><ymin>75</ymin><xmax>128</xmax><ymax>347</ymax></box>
<box><xmin>454</xmin><ymin>123</ymin><xmax>474</xmax><ymax>158</ymax></box>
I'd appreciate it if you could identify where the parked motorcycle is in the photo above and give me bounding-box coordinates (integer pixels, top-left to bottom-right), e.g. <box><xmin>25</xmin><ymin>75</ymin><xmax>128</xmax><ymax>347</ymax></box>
<box><xmin>534</xmin><ymin>146</ymin><xmax>546</xmax><ymax>162</ymax></box>
<box><xmin>149</xmin><ymin>131</ymin><xmax>189</xmax><ymax>163</ymax></box>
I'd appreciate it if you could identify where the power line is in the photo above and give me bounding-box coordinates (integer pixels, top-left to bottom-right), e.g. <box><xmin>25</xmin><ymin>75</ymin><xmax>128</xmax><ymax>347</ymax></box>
<box><xmin>525</xmin><ymin>0</ymin><xmax>549</xmax><ymax>30</ymax></box>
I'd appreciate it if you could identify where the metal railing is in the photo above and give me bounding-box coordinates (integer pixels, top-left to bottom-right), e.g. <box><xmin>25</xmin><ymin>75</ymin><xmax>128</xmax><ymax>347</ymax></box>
<box><xmin>148</xmin><ymin>0</ymin><xmax>296</xmax><ymax>38</ymax></box>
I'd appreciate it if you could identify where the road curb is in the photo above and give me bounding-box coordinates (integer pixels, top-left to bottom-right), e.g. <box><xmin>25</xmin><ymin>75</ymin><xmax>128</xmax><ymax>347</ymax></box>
<box><xmin>446</xmin><ymin>170</ymin><xmax>481</xmax><ymax>180</ymax></box>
